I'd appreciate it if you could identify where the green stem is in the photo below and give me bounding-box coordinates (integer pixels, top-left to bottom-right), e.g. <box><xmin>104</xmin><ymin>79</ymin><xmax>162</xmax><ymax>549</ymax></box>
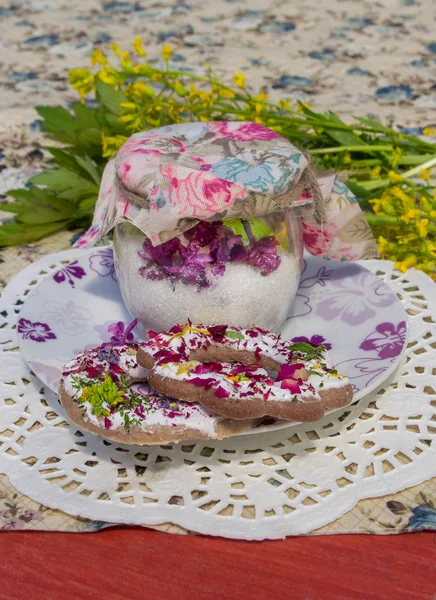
<box><xmin>310</xmin><ymin>145</ymin><xmax>394</xmax><ymax>155</ymax></box>
<box><xmin>365</xmin><ymin>213</ymin><xmax>436</xmax><ymax>232</ymax></box>
<box><xmin>402</xmin><ymin>155</ymin><xmax>436</xmax><ymax>178</ymax></box>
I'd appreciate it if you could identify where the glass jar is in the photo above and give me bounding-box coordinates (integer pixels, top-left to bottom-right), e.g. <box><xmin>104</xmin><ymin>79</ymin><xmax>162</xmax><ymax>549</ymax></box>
<box><xmin>113</xmin><ymin>212</ymin><xmax>303</xmax><ymax>333</ymax></box>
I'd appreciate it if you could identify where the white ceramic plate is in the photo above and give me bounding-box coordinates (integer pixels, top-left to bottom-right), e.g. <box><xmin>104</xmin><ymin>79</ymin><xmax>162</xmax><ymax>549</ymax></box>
<box><xmin>17</xmin><ymin>246</ymin><xmax>408</xmax><ymax>435</ymax></box>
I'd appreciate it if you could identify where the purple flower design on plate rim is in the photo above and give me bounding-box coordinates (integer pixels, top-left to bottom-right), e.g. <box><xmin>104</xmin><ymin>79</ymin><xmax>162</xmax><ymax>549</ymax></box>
<box><xmin>53</xmin><ymin>260</ymin><xmax>86</xmax><ymax>288</ymax></box>
<box><xmin>287</xmin><ymin>264</ymin><xmax>333</xmax><ymax>320</ymax></box>
<box><xmin>315</xmin><ymin>267</ymin><xmax>396</xmax><ymax>326</ymax></box>
<box><xmin>359</xmin><ymin>321</ymin><xmax>407</xmax><ymax>359</ymax></box>
<box><xmin>89</xmin><ymin>248</ymin><xmax>117</xmax><ymax>281</ymax></box>
<box><xmin>17</xmin><ymin>318</ymin><xmax>57</xmax><ymax>343</ymax></box>
<box><xmin>291</xmin><ymin>334</ymin><xmax>332</xmax><ymax>350</ymax></box>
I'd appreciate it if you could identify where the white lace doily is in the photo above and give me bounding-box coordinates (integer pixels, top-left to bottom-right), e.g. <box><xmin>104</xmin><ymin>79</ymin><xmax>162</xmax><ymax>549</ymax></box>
<box><xmin>0</xmin><ymin>250</ymin><xmax>435</xmax><ymax>539</ymax></box>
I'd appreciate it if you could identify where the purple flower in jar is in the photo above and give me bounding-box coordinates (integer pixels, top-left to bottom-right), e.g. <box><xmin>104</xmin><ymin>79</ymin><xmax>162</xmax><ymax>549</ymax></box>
<box><xmin>291</xmin><ymin>334</ymin><xmax>332</xmax><ymax>350</ymax></box>
<box><xmin>359</xmin><ymin>321</ymin><xmax>406</xmax><ymax>359</ymax></box>
<box><xmin>246</xmin><ymin>236</ymin><xmax>281</xmax><ymax>275</ymax></box>
<box><xmin>138</xmin><ymin>237</ymin><xmax>181</xmax><ymax>266</ymax></box>
<box><xmin>53</xmin><ymin>260</ymin><xmax>86</xmax><ymax>287</ymax></box>
<box><xmin>17</xmin><ymin>318</ymin><xmax>56</xmax><ymax>342</ymax></box>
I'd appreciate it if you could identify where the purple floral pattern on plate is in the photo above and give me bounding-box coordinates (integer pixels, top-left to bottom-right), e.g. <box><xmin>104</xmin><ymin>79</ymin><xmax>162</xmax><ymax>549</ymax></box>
<box><xmin>288</xmin><ymin>262</ymin><xmax>333</xmax><ymax>320</ymax></box>
<box><xmin>89</xmin><ymin>248</ymin><xmax>117</xmax><ymax>281</ymax></box>
<box><xmin>17</xmin><ymin>318</ymin><xmax>56</xmax><ymax>343</ymax></box>
<box><xmin>291</xmin><ymin>334</ymin><xmax>332</xmax><ymax>350</ymax></box>
<box><xmin>334</xmin><ymin>320</ymin><xmax>407</xmax><ymax>389</ymax></box>
<box><xmin>53</xmin><ymin>260</ymin><xmax>86</xmax><ymax>288</ymax></box>
<box><xmin>360</xmin><ymin>321</ymin><xmax>407</xmax><ymax>359</ymax></box>
<box><xmin>315</xmin><ymin>264</ymin><xmax>395</xmax><ymax>326</ymax></box>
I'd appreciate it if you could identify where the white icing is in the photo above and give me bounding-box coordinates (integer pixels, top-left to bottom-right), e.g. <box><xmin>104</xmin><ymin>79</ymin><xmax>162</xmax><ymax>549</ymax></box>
<box><xmin>142</xmin><ymin>325</ymin><xmax>350</xmax><ymax>404</ymax></box>
<box><xmin>62</xmin><ymin>344</ymin><xmax>227</xmax><ymax>437</ymax></box>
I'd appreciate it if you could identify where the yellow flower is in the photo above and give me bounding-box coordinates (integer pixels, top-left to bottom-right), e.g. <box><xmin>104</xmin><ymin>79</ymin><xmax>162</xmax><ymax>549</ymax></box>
<box><xmin>391</xmin><ymin>147</ymin><xmax>402</xmax><ymax>167</ymax></box>
<box><xmin>278</xmin><ymin>98</ymin><xmax>292</xmax><ymax>110</ymax></box>
<box><xmin>370</xmin><ymin>166</ymin><xmax>381</xmax><ymax>177</ymax></box>
<box><xmin>232</xmin><ymin>72</ymin><xmax>245</xmax><ymax>89</ymax></box>
<box><xmin>377</xmin><ymin>236</ymin><xmax>390</xmax><ymax>255</ymax></box>
<box><xmin>254</xmin><ymin>92</ymin><xmax>267</xmax><ymax>103</ymax></box>
<box><xmin>68</xmin><ymin>68</ymin><xmax>95</xmax><ymax>100</ymax></box>
<box><xmin>417</xmin><ymin>218</ymin><xmax>429</xmax><ymax>238</ymax></box>
<box><xmin>129</xmin><ymin>81</ymin><xmax>155</xmax><ymax>98</ymax></box>
<box><xmin>133</xmin><ymin>36</ymin><xmax>146</xmax><ymax>57</ymax></box>
<box><xmin>391</xmin><ymin>186</ymin><xmax>409</xmax><ymax>203</ymax></box>
<box><xmin>102</xmin><ymin>133</ymin><xmax>128</xmax><ymax>158</ymax></box>
<box><xmin>120</xmin><ymin>50</ymin><xmax>131</xmax><ymax>62</ymax></box>
<box><xmin>97</xmin><ymin>67</ymin><xmax>121</xmax><ymax>87</ymax></box>
<box><xmin>395</xmin><ymin>255</ymin><xmax>417</xmax><ymax>272</ymax></box>
<box><xmin>420</xmin><ymin>168</ymin><xmax>431</xmax><ymax>181</ymax></box>
<box><xmin>219</xmin><ymin>88</ymin><xmax>235</xmax><ymax>100</ymax></box>
<box><xmin>162</xmin><ymin>44</ymin><xmax>172</xmax><ymax>61</ymax></box>
<box><xmin>151</xmin><ymin>72</ymin><xmax>163</xmax><ymax>82</ymax></box>
<box><xmin>176</xmin><ymin>361</ymin><xmax>200</xmax><ymax>376</ymax></box>
<box><xmin>423</xmin><ymin>128</ymin><xmax>436</xmax><ymax>135</ymax></box>
<box><xmin>400</xmin><ymin>208</ymin><xmax>420</xmax><ymax>224</ymax></box>
<box><xmin>343</xmin><ymin>152</ymin><xmax>351</xmax><ymax>165</ymax></box>
<box><xmin>173</xmin><ymin>81</ymin><xmax>188</xmax><ymax>97</ymax></box>
<box><xmin>109</xmin><ymin>42</ymin><xmax>121</xmax><ymax>57</ymax></box>
<box><xmin>90</xmin><ymin>49</ymin><xmax>107</xmax><ymax>66</ymax></box>
<box><xmin>388</xmin><ymin>171</ymin><xmax>403</xmax><ymax>183</ymax></box>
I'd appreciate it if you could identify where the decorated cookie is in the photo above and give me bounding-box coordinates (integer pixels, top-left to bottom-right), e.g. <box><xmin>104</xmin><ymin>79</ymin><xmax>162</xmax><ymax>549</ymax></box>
<box><xmin>59</xmin><ymin>342</ymin><xmax>257</xmax><ymax>445</ymax></box>
<box><xmin>137</xmin><ymin>324</ymin><xmax>353</xmax><ymax>422</ymax></box>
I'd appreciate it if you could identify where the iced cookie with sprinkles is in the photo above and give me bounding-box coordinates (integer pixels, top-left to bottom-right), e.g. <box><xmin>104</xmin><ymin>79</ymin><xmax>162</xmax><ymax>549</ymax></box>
<box><xmin>59</xmin><ymin>342</ymin><xmax>256</xmax><ymax>445</ymax></box>
<box><xmin>137</xmin><ymin>324</ymin><xmax>353</xmax><ymax>422</ymax></box>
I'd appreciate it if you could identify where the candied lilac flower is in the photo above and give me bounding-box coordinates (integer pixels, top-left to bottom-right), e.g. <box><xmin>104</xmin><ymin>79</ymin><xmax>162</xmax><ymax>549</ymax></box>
<box><xmin>101</xmin><ymin>319</ymin><xmax>138</xmax><ymax>348</ymax></box>
<box><xmin>184</xmin><ymin>221</ymin><xmax>222</xmax><ymax>247</ymax></box>
<box><xmin>209</xmin><ymin>231</ymin><xmax>247</xmax><ymax>263</ymax></box>
<box><xmin>211</xmin><ymin>264</ymin><xmax>225</xmax><ymax>277</ymax></box>
<box><xmin>104</xmin><ymin>417</ymin><xmax>112</xmax><ymax>429</ymax></box>
<box><xmin>291</xmin><ymin>335</ymin><xmax>332</xmax><ymax>350</ymax></box>
<box><xmin>247</xmin><ymin>237</ymin><xmax>281</xmax><ymax>276</ymax></box>
<box><xmin>138</xmin><ymin>237</ymin><xmax>181</xmax><ymax>266</ymax></box>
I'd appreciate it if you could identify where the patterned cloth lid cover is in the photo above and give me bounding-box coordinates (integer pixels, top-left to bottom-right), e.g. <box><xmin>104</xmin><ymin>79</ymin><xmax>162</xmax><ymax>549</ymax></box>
<box><xmin>75</xmin><ymin>121</ymin><xmax>379</xmax><ymax>261</ymax></box>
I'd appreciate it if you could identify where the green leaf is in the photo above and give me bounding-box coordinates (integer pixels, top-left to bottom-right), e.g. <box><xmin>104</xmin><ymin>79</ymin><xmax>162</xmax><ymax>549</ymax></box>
<box><xmin>73</xmin><ymin>155</ymin><xmax>101</xmax><ymax>185</ymax></box>
<box><xmin>322</xmin><ymin>112</ymin><xmax>364</xmax><ymax>147</ymax></box>
<box><xmin>226</xmin><ymin>330</ymin><xmax>244</xmax><ymax>340</ymax></box>
<box><xmin>0</xmin><ymin>221</ymin><xmax>71</xmax><ymax>247</ymax></box>
<box><xmin>29</xmin><ymin>169</ymin><xmax>99</xmax><ymax>198</ymax></box>
<box><xmin>223</xmin><ymin>218</ymin><xmax>274</xmax><ymax>242</ymax></box>
<box><xmin>79</xmin><ymin>196</ymin><xmax>98</xmax><ymax>212</ymax></box>
<box><xmin>95</xmin><ymin>79</ymin><xmax>127</xmax><ymax>116</ymax></box>
<box><xmin>353</xmin><ymin>116</ymin><xmax>389</xmax><ymax>134</ymax></box>
<box><xmin>45</xmin><ymin>147</ymin><xmax>81</xmax><ymax>172</ymax></box>
<box><xmin>36</xmin><ymin>105</ymin><xmax>77</xmax><ymax>143</ymax></box>
<box><xmin>288</xmin><ymin>342</ymin><xmax>316</xmax><ymax>353</ymax></box>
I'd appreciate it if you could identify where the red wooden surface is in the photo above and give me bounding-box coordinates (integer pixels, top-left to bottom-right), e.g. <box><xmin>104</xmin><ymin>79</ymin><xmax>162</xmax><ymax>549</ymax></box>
<box><xmin>1</xmin><ymin>528</ymin><xmax>436</xmax><ymax>599</ymax></box>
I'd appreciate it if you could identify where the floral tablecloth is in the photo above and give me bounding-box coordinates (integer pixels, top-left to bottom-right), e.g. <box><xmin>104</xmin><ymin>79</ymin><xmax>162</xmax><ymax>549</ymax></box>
<box><xmin>0</xmin><ymin>0</ymin><xmax>436</xmax><ymax>534</ymax></box>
